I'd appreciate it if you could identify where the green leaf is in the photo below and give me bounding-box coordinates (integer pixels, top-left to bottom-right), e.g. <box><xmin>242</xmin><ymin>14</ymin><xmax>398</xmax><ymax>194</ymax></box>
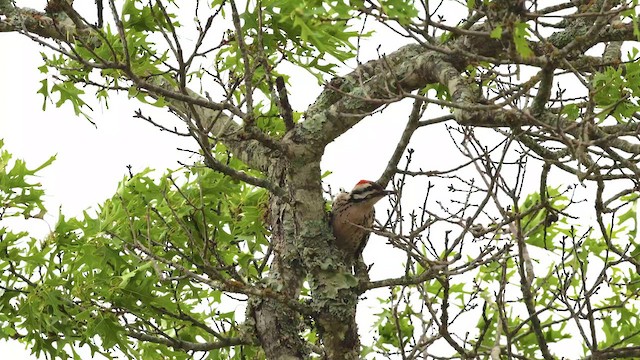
<box><xmin>513</xmin><ymin>22</ymin><xmax>534</xmax><ymax>58</ymax></box>
<box><xmin>37</xmin><ymin>79</ymin><xmax>49</xmax><ymax>111</ymax></box>
<box><xmin>490</xmin><ymin>25</ymin><xmax>503</xmax><ymax>39</ymax></box>
<box><xmin>51</xmin><ymin>82</ymin><xmax>91</xmax><ymax>116</ymax></box>
<box><xmin>561</xmin><ymin>103</ymin><xmax>580</xmax><ymax>121</ymax></box>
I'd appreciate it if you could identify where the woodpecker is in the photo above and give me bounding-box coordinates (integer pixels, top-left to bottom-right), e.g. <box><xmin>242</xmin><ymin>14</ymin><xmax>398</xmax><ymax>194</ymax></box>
<box><xmin>330</xmin><ymin>180</ymin><xmax>394</xmax><ymax>265</ymax></box>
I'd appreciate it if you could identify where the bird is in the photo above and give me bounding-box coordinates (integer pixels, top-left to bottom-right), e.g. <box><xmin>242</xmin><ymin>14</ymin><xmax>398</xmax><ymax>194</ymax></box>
<box><xmin>330</xmin><ymin>180</ymin><xmax>394</xmax><ymax>267</ymax></box>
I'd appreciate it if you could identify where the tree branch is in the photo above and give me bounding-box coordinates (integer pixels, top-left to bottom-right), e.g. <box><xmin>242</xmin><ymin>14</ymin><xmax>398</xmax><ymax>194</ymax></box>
<box><xmin>127</xmin><ymin>330</ymin><xmax>249</xmax><ymax>352</ymax></box>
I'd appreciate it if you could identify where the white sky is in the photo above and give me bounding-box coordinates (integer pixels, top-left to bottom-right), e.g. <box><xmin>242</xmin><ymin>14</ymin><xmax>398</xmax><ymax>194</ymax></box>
<box><xmin>0</xmin><ymin>1</ymin><xmax>630</xmax><ymax>359</ymax></box>
<box><xmin>0</xmin><ymin>33</ymin><xmax>190</xmax><ymax>358</ymax></box>
<box><xmin>0</xmin><ymin>19</ymin><xmax>420</xmax><ymax>359</ymax></box>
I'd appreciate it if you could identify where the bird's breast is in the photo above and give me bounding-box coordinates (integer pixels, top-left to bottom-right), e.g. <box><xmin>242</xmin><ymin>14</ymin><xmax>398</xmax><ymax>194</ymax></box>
<box><xmin>331</xmin><ymin>205</ymin><xmax>375</xmax><ymax>253</ymax></box>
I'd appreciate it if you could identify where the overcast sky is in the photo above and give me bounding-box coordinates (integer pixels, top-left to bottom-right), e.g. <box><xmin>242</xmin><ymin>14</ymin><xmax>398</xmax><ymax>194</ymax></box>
<box><xmin>0</xmin><ymin>1</ymin><xmax>606</xmax><ymax>358</ymax></box>
<box><xmin>0</xmin><ymin>16</ymin><xmax>423</xmax><ymax>358</ymax></box>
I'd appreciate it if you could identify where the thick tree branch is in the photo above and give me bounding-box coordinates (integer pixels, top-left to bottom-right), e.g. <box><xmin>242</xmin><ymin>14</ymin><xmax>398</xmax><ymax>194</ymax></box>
<box><xmin>127</xmin><ymin>330</ymin><xmax>249</xmax><ymax>352</ymax></box>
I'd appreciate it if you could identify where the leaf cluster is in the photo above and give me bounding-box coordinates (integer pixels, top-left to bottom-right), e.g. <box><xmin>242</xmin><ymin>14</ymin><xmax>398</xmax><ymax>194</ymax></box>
<box><xmin>0</xmin><ymin>143</ymin><xmax>270</xmax><ymax>359</ymax></box>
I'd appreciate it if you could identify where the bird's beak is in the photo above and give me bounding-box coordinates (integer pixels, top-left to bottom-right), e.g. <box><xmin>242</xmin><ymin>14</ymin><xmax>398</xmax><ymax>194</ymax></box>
<box><xmin>383</xmin><ymin>190</ymin><xmax>396</xmax><ymax>196</ymax></box>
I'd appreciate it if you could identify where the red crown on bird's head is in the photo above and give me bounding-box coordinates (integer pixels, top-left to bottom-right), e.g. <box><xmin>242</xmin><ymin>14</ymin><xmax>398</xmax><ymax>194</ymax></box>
<box><xmin>351</xmin><ymin>180</ymin><xmax>395</xmax><ymax>197</ymax></box>
<box><xmin>352</xmin><ymin>180</ymin><xmax>384</xmax><ymax>192</ymax></box>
